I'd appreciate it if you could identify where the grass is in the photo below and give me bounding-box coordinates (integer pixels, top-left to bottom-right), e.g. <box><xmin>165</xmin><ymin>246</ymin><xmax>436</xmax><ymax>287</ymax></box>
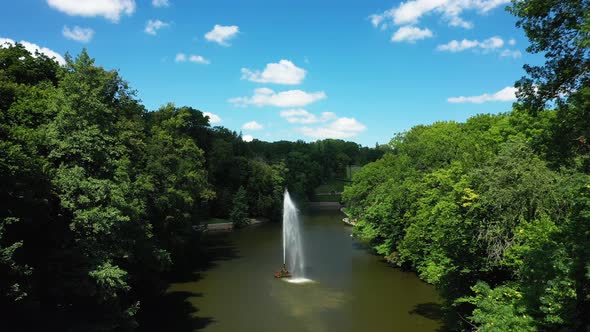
<box><xmin>207</xmin><ymin>218</ymin><xmax>230</xmax><ymax>224</ymax></box>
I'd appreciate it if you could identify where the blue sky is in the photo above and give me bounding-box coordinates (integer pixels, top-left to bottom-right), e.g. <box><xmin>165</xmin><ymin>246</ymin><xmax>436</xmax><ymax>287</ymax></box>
<box><xmin>0</xmin><ymin>0</ymin><xmax>538</xmax><ymax>146</ymax></box>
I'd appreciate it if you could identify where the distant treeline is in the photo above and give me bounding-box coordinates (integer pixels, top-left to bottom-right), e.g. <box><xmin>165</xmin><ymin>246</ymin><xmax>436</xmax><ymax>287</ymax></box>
<box><xmin>0</xmin><ymin>45</ymin><xmax>383</xmax><ymax>331</ymax></box>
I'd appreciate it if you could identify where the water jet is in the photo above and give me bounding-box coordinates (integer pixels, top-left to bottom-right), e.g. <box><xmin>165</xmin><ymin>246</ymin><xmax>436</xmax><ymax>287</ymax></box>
<box><xmin>275</xmin><ymin>189</ymin><xmax>306</xmax><ymax>280</ymax></box>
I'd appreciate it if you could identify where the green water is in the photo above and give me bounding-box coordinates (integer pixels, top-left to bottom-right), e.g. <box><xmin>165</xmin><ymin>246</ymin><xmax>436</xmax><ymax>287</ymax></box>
<box><xmin>158</xmin><ymin>209</ymin><xmax>442</xmax><ymax>331</ymax></box>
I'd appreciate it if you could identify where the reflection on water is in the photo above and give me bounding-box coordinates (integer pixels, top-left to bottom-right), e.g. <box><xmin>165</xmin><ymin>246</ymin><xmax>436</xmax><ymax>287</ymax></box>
<box><xmin>271</xmin><ymin>280</ymin><xmax>349</xmax><ymax>332</ymax></box>
<box><xmin>148</xmin><ymin>209</ymin><xmax>443</xmax><ymax>332</ymax></box>
<box><xmin>282</xmin><ymin>278</ymin><xmax>315</xmax><ymax>284</ymax></box>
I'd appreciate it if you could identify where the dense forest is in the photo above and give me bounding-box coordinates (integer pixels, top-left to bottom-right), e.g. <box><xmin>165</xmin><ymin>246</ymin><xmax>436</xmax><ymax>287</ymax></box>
<box><xmin>2</xmin><ymin>0</ymin><xmax>589</xmax><ymax>330</ymax></box>
<box><xmin>0</xmin><ymin>44</ymin><xmax>382</xmax><ymax>330</ymax></box>
<box><xmin>343</xmin><ymin>0</ymin><xmax>590</xmax><ymax>330</ymax></box>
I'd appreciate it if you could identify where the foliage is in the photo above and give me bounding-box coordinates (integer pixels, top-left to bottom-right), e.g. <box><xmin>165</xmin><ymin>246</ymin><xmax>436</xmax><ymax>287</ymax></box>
<box><xmin>230</xmin><ymin>186</ymin><xmax>250</xmax><ymax>228</ymax></box>
<box><xmin>0</xmin><ymin>45</ymin><xmax>382</xmax><ymax>330</ymax></box>
<box><xmin>344</xmin><ymin>114</ymin><xmax>590</xmax><ymax>330</ymax></box>
<box><xmin>509</xmin><ymin>0</ymin><xmax>590</xmax><ymax>111</ymax></box>
<box><xmin>457</xmin><ymin>282</ymin><xmax>536</xmax><ymax>332</ymax></box>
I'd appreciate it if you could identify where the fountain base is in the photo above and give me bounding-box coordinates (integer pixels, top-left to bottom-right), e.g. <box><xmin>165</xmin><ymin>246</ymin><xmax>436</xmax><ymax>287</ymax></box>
<box><xmin>274</xmin><ymin>264</ymin><xmax>292</xmax><ymax>278</ymax></box>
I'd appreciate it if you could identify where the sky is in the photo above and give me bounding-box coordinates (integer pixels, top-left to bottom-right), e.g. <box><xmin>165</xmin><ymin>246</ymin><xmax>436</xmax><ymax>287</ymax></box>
<box><xmin>0</xmin><ymin>0</ymin><xmax>540</xmax><ymax>146</ymax></box>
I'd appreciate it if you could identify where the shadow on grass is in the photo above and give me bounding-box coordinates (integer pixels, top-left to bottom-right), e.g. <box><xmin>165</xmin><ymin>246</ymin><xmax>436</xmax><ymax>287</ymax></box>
<box><xmin>138</xmin><ymin>234</ymin><xmax>240</xmax><ymax>331</ymax></box>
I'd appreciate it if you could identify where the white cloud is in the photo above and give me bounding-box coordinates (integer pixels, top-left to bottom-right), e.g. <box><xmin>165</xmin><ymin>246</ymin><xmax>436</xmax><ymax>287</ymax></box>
<box><xmin>448</xmin><ymin>86</ymin><xmax>517</xmax><ymax>103</ymax></box>
<box><xmin>500</xmin><ymin>49</ymin><xmax>521</xmax><ymax>58</ymax></box>
<box><xmin>279</xmin><ymin>109</ymin><xmax>336</xmax><ymax>124</ymax></box>
<box><xmin>189</xmin><ymin>55</ymin><xmax>210</xmax><ymax>64</ymax></box>
<box><xmin>229</xmin><ymin>88</ymin><xmax>326</xmax><ymax>108</ymax></box>
<box><xmin>437</xmin><ymin>36</ymin><xmax>504</xmax><ymax>52</ymax></box>
<box><xmin>203</xmin><ymin>112</ymin><xmax>221</xmax><ymax>124</ymax></box>
<box><xmin>370</xmin><ymin>0</ymin><xmax>510</xmax><ymax>31</ymax></box>
<box><xmin>205</xmin><ymin>24</ymin><xmax>239</xmax><ymax>46</ymax></box>
<box><xmin>508</xmin><ymin>38</ymin><xmax>516</xmax><ymax>46</ymax></box>
<box><xmin>299</xmin><ymin>117</ymin><xmax>367</xmax><ymax>139</ymax></box>
<box><xmin>175</xmin><ymin>53</ymin><xmax>186</xmax><ymax>62</ymax></box>
<box><xmin>241</xmin><ymin>60</ymin><xmax>306</xmax><ymax>85</ymax></box>
<box><xmin>448</xmin><ymin>16</ymin><xmax>473</xmax><ymax>29</ymax></box>
<box><xmin>152</xmin><ymin>0</ymin><xmax>169</xmax><ymax>7</ymax></box>
<box><xmin>46</xmin><ymin>0</ymin><xmax>135</xmax><ymax>22</ymax></box>
<box><xmin>242</xmin><ymin>134</ymin><xmax>254</xmax><ymax>142</ymax></box>
<box><xmin>242</xmin><ymin>121</ymin><xmax>264</xmax><ymax>130</ymax></box>
<box><xmin>0</xmin><ymin>37</ymin><xmax>65</xmax><ymax>65</ymax></box>
<box><xmin>175</xmin><ymin>53</ymin><xmax>210</xmax><ymax>64</ymax></box>
<box><xmin>62</xmin><ymin>25</ymin><xmax>94</xmax><ymax>43</ymax></box>
<box><xmin>370</xmin><ymin>14</ymin><xmax>386</xmax><ymax>27</ymax></box>
<box><xmin>145</xmin><ymin>20</ymin><xmax>169</xmax><ymax>35</ymax></box>
<box><xmin>392</xmin><ymin>26</ymin><xmax>433</xmax><ymax>43</ymax></box>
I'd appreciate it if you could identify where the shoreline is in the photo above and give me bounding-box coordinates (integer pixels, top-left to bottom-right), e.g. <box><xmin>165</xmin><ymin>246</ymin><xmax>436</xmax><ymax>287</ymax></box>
<box><xmin>205</xmin><ymin>217</ymin><xmax>270</xmax><ymax>232</ymax></box>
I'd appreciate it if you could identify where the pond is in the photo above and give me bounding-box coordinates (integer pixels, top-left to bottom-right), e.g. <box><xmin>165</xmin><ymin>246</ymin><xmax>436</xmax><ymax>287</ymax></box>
<box><xmin>142</xmin><ymin>209</ymin><xmax>443</xmax><ymax>332</ymax></box>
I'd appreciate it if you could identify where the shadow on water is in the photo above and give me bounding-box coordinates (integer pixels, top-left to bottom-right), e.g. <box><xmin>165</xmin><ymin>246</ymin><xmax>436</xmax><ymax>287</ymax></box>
<box><xmin>410</xmin><ymin>302</ymin><xmax>449</xmax><ymax>332</ymax></box>
<box><xmin>138</xmin><ymin>291</ymin><xmax>214</xmax><ymax>332</ymax></box>
<box><xmin>171</xmin><ymin>235</ymin><xmax>241</xmax><ymax>283</ymax></box>
<box><xmin>138</xmin><ymin>234</ymin><xmax>240</xmax><ymax>331</ymax></box>
<box><xmin>410</xmin><ymin>302</ymin><xmax>445</xmax><ymax>321</ymax></box>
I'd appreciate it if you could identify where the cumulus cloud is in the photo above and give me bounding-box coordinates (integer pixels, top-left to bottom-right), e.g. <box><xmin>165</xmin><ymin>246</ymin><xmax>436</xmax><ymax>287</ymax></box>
<box><xmin>242</xmin><ymin>134</ymin><xmax>254</xmax><ymax>142</ymax></box>
<box><xmin>242</xmin><ymin>121</ymin><xmax>264</xmax><ymax>130</ymax></box>
<box><xmin>145</xmin><ymin>19</ymin><xmax>169</xmax><ymax>35</ymax></box>
<box><xmin>370</xmin><ymin>0</ymin><xmax>510</xmax><ymax>32</ymax></box>
<box><xmin>205</xmin><ymin>24</ymin><xmax>239</xmax><ymax>46</ymax></box>
<box><xmin>175</xmin><ymin>53</ymin><xmax>210</xmax><ymax>64</ymax></box>
<box><xmin>437</xmin><ymin>36</ymin><xmax>504</xmax><ymax>52</ymax></box>
<box><xmin>46</xmin><ymin>0</ymin><xmax>135</xmax><ymax>22</ymax></box>
<box><xmin>203</xmin><ymin>112</ymin><xmax>221</xmax><ymax>124</ymax></box>
<box><xmin>299</xmin><ymin>117</ymin><xmax>367</xmax><ymax>139</ymax></box>
<box><xmin>500</xmin><ymin>49</ymin><xmax>522</xmax><ymax>58</ymax></box>
<box><xmin>0</xmin><ymin>37</ymin><xmax>65</xmax><ymax>65</ymax></box>
<box><xmin>448</xmin><ymin>86</ymin><xmax>517</xmax><ymax>103</ymax></box>
<box><xmin>175</xmin><ymin>53</ymin><xmax>186</xmax><ymax>62</ymax></box>
<box><xmin>392</xmin><ymin>26</ymin><xmax>433</xmax><ymax>43</ymax></box>
<box><xmin>188</xmin><ymin>55</ymin><xmax>210</xmax><ymax>64</ymax></box>
<box><xmin>229</xmin><ymin>88</ymin><xmax>326</xmax><ymax>108</ymax></box>
<box><xmin>241</xmin><ymin>60</ymin><xmax>306</xmax><ymax>85</ymax></box>
<box><xmin>437</xmin><ymin>37</ymin><xmax>522</xmax><ymax>58</ymax></box>
<box><xmin>279</xmin><ymin>109</ymin><xmax>336</xmax><ymax>124</ymax></box>
<box><xmin>62</xmin><ymin>25</ymin><xmax>94</xmax><ymax>43</ymax></box>
<box><xmin>152</xmin><ymin>0</ymin><xmax>169</xmax><ymax>7</ymax></box>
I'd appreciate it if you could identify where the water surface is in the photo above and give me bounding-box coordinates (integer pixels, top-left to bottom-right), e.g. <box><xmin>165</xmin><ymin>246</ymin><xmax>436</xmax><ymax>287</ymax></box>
<box><xmin>163</xmin><ymin>210</ymin><xmax>442</xmax><ymax>332</ymax></box>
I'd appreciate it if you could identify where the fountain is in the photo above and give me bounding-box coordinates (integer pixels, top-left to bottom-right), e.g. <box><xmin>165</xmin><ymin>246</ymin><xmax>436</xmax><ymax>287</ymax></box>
<box><xmin>275</xmin><ymin>189</ymin><xmax>310</xmax><ymax>283</ymax></box>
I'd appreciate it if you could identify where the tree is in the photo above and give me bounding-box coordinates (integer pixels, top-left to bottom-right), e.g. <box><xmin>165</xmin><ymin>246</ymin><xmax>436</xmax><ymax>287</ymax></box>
<box><xmin>509</xmin><ymin>0</ymin><xmax>590</xmax><ymax>112</ymax></box>
<box><xmin>230</xmin><ymin>187</ymin><xmax>250</xmax><ymax>228</ymax></box>
<box><xmin>45</xmin><ymin>49</ymin><xmax>150</xmax><ymax>330</ymax></box>
<box><xmin>458</xmin><ymin>282</ymin><xmax>535</xmax><ymax>332</ymax></box>
<box><xmin>143</xmin><ymin>104</ymin><xmax>214</xmax><ymax>265</ymax></box>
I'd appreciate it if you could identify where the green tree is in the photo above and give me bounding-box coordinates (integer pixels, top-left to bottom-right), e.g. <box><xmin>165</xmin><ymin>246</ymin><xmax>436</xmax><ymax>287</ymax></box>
<box><xmin>458</xmin><ymin>282</ymin><xmax>535</xmax><ymax>332</ymax></box>
<box><xmin>230</xmin><ymin>187</ymin><xmax>249</xmax><ymax>228</ymax></box>
<box><xmin>45</xmin><ymin>49</ymin><xmax>150</xmax><ymax>330</ymax></box>
<box><xmin>509</xmin><ymin>0</ymin><xmax>590</xmax><ymax>111</ymax></box>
